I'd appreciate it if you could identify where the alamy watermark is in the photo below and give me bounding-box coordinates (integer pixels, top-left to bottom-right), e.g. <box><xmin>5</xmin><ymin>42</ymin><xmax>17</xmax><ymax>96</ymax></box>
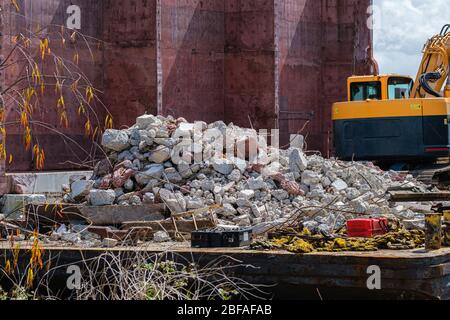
<box><xmin>366</xmin><ymin>265</ymin><xmax>381</xmax><ymax>290</ymax></box>
<box><xmin>64</xmin><ymin>4</ymin><xmax>385</xmax><ymax>33</ymax></box>
<box><xmin>66</xmin><ymin>265</ymin><xmax>82</xmax><ymax>290</ymax></box>
<box><xmin>66</xmin><ymin>5</ymin><xmax>81</xmax><ymax>30</ymax></box>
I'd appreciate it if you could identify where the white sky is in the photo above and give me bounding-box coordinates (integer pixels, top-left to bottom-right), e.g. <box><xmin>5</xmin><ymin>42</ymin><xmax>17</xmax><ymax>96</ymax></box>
<box><xmin>373</xmin><ymin>0</ymin><xmax>448</xmax><ymax>78</ymax></box>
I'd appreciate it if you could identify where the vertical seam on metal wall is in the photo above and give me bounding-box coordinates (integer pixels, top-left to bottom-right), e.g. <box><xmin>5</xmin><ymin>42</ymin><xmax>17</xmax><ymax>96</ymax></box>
<box><xmin>156</xmin><ymin>0</ymin><xmax>162</xmax><ymax>115</ymax></box>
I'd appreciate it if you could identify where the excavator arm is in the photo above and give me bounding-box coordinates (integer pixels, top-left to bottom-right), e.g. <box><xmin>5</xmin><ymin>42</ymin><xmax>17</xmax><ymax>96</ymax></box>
<box><xmin>411</xmin><ymin>24</ymin><xmax>450</xmax><ymax>98</ymax></box>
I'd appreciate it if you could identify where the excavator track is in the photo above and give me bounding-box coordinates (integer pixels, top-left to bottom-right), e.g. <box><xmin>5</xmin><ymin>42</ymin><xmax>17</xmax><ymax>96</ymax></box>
<box><xmin>411</xmin><ymin>163</ymin><xmax>450</xmax><ymax>187</ymax></box>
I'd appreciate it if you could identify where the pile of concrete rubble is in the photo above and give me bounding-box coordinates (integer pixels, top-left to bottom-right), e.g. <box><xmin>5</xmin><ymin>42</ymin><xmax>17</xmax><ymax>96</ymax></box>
<box><xmin>63</xmin><ymin>114</ymin><xmax>428</xmax><ymax>234</ymax></box>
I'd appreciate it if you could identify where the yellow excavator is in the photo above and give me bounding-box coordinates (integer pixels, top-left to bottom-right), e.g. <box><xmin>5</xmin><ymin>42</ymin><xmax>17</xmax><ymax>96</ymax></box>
<box><xmin>332</xmin><ymin>24</ymin><xmax>450</xmax><ymax>185</ymax></box>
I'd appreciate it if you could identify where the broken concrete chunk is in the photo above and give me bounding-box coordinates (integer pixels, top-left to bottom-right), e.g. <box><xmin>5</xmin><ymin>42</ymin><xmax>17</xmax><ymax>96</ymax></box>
<box><xmin>136</xmin><ymin>114</ymin><xmax>162</xmax><ymax>129</ymax></box>
<box><xmin>272</xmin><ymin>189</ymin><xmax>289</xmax><ymax>201</ymax></box>
<box><xmin>251</xmin><ymin>204</ymin><xmax>263</xmax><ymax>218</ymax></box>
<box><xmin>114</xmin><ymin>188</ymin><xmax>125</xmax><ymax>198</ymax></box>
<box><xmin>186</xmin><ymin>198</ymin><xmax>205</xmax><ymax>209</ymax></box>
<box><xmin>219</xmin><ymin>203</ymin><xmax>237</xmax><ymax>217</ymax></box>
<box><xmin>69</xmin><ymin>175</ymin><xmax>87</xmax><ymax>185</ymax></box>
<box><xmin>289</xmin><ymin>148</ymin><xmax>308</xmax><ymax>173</ymax></box>
<box><xmin>227</xmin><ymin>169</ymin><xmax>242</xmax><ymax>182</ymax></box>
<box><xmin>301</xmin><ymin>170</ymin><xmax>321</xmax><ymax>186</ymax></box>
<box><xmin>155</xmin><ymin>188</ymin><xmax>186</xmax><ymax>213</ymax></box>
<box><xmin>124</xmin><ymin>179</ymin><xmax>134</xmax><ymax>191</ymax></box>
<box><xmin>154</xmin><ymin>138</ymin><xmax>177</xmax><ymax>147</ymax></box>
<box><xmin>247</xmin><ymin>177</ymin><xmax>267</xmax><ymax>190</ymax></box>
<box><xmin>331</xmin><ymin>178</ymin><xmax>348</xmax><ymax>191</ymax></box>
<box><xmin>129</xmin><ymin>195</ymin><xmax>142</xmax><ymax>206</ymax></box>
<box><xmin>156</xmin><ymin>128</ymin><xmax>170</xmax><ymax>138</ymax></box>
<box><xmin>212</xmin><ymin>158</ymin><xmax>235</xmax><ymax>175</ymax></box>
<box><xmin>9</xmin><ymin>175</ymin><xmax>37</xmax><ymax>194</ymax></box>
<box><xmin>71</xmin><ymin>180</ymin><xmax>95</xmax><ymax>201</ymax></box>
<box><xmin>172</xmin><ymin>126</ymin><xmax>193</xmax><ymax>140</ymax></box>
<box><xmin>236</xmin><ymin>198</ymin><xmax>252</xmax><ymax>207</ymax></box>
<box><xmin>102</xmin><ymin>129</ymin><xmax>130</xmax><ymax>152</ymax></box>
<box><xmin>233</xmin><ymin>215</ymin><xmax>251</xmax><ymax>227</ymax></box>
<box><xmin>89</xmin><ymin>189</ymin><xmax>116</xmax><ymax>206</ymax></box>
<box><xmin>118</xmin><ymin>150</ymin><xmax>134</xmax><ymax>162</ymax></box>
<box><xmin>149</xmin><ymin>146</ymin><xmax>171</xmax><ymax>163</ymax></box>
<box><xmin>201</xmin><ymin>179</ymin><xmax>215</xmax><ymax>192</ymax></box>
<box><xmin>164</xmin><ymin>167</ymin><xmax>183</xmax><ymax>183</ymax></box>
<box><xmin>143</xmin><ymin>193</ymin><xmax>155</xmax><ymax>204</ymax></box>
<box><xmin>135</xmin><ymin>164</ymin><xmax>164</xmax><ymax>186</ymax></box>
<box><xmin>177</xmin><ymin>163</ymin><xmax>194</xmax><ymax>179</ymax></box>
<box><xmin>290</xmin><ymin>134</ymin><xmax>305</xmax><ymax>150</ymax></box>
<box><xmin>238</xmin><ymin>190</ymin><xmax>255</xmax><ymax>201</ymax></box>
<box><xmin>403</xmin><ymin>219</ymin><xmax>425</xmax><ymax>230</ymax></box>
<box><xmin>351</xmin><ymin>199</ymin><xmax>369</xmax><ymax>214</ymax></box>
<box><xmin>345</xmin><ymin>187</ymin><xmax>360</xmax><ymax>200</ymax></box>
<box><xmin>229</xmin><ymin>157</ymin><xmax>248</xmax><ymax>173</ymax></box>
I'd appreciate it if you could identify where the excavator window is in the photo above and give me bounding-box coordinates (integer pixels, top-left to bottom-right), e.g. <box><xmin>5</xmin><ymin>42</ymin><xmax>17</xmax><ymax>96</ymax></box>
<box><xmin>388</xmin><ymin>77</ymin><xmax>413</xmax><ymax>99</ymax></box>
<box><xmin>350</xmin><ymin>81</ymin><xmax>381</xmax><ymax>101</ymax></box>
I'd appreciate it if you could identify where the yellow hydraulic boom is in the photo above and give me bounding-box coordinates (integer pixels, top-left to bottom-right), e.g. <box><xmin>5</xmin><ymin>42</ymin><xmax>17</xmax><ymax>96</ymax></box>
<box><xmin>411</xmin><ymin>24</ymin><xmax>450</xmax><ymax>98</ymax></box>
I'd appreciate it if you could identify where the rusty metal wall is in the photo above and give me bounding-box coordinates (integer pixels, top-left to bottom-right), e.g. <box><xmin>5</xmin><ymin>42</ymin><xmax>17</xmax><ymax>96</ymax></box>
<box><xmin>2</xmin><ymin>0</ymin><xmax>106</xmax><ymax>172</ymax></box>
<box><xmin>159</xmin><ymin>0</ymin><xmax>373</xmax><ymax>152</ymax></box>
<box><xmin>102</xmin><ymin>0</ymin><xmax>158</xmax><ymax>127</ymax></box>
<box><xmin>224</xmin><ymin>0</ymin><xmax>277</xmax><ymax>130</ymax></box>
<box><xmin>160</xmin><ymin>0</ymin><xmax>225</xmax><ymax>123</ymax></box>
<box><xmin>1</xmin><ymin>0</ymin><xmax>373</xmax><ymax>174</ymax></box>
<box><xmin>1</xmin><ymin>0</ymin><xmax>157</xmax><ymax>172</ymax></box>
<box><xmin>276</xmin><ymin>0</ymin><xmax>373</xmax><ymax>155</ymax></box>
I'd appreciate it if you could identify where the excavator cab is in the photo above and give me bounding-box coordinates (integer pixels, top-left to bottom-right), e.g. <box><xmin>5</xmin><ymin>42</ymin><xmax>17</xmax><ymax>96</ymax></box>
<box><xmin>347</xmin><ymin>75</ymin><xmax>414</xmax><ymax>102</ymax></box>
<box><xmin>333</xmin><ymin>72</ymin><xmax>450</xmax><ymax>164</ymax></box>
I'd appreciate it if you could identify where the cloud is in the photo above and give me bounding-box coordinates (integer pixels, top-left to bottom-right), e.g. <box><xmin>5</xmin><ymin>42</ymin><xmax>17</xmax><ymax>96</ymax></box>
<box><xmin>373</xmin><ymin>0</ymin><xmax>448</xmax><ymax>77</ymax></box>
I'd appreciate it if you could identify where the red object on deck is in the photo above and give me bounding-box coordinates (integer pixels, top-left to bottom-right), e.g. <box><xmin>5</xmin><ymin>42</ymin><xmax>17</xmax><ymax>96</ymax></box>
<box><xmin>347</xmin><ymin>218</ymin><xmax>389</xmax><ymax>238</ymax></box>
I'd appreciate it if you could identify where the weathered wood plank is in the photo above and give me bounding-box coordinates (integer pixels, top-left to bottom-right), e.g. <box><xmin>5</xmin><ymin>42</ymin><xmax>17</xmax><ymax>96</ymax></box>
<box><xmin>121</xmin><ymin>219</ymin><xmax>216</xmax><ymax>233</ymax></box>
<box><xmin>389</xmin><ymin>191</ymin><xmax>450</xmax><ymax>202</ymax></box>
<box><xmin>26</xmin><ymin>204</ymin><xmax>86</xmax><ymax>224</ymax></box>
<box><xmin>78</xmin><ymin>204</ymin><xmax>167</xmax><ymax>225</ymax></box>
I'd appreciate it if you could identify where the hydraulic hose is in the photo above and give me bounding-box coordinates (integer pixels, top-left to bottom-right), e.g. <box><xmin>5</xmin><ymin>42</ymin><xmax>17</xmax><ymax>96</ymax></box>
<box><xmin>440</xmin><ymin>24</ymin><xmax>450</xmax><ymax>36</ymax></box>
<box><xmin>419</xmin><ymin>72</ymin><xmax>443</xmax><ymax>97</ymax></box>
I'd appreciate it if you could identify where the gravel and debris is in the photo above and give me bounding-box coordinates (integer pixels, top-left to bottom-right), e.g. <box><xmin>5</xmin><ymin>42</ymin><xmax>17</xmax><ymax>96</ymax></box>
<box><xmin>61</xmin><ymin>114</ymin><xmax>431</xmax><ymax>236</ymax></box>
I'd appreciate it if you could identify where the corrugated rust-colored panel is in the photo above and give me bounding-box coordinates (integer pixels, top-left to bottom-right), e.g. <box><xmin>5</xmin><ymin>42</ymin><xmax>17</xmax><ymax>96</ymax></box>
<box><xmin>2</xmin><ymin>0</ymin><xmax>158</xmax><ymax>171</ymax></box>
<box><xmin>102</xmin><ymin>0</ymin><xmax>158</xmax><ymax>128</ymax></box>
<box><xmin>160</xmin><ymin>1</ymin><xmax>225</xmax><ymax>123</ymax></box>
<box><xmin>224</xmin><ymin>1</ymin><xmax>277</xmax><ymax>130</ymax></box>
<box><xmin>276</xmin><ymin>0</ymin><xmax>373</xmax><ymax>154</ymax></box>
<box><xmin>277</xmin><ymin>0</ymin><xmax>325</xmax><ymax>152</ymax></box>
<box><xmin>3</xmin><ymin>0</ymin><xmax>105</xmax><ymax>172</ymax></box>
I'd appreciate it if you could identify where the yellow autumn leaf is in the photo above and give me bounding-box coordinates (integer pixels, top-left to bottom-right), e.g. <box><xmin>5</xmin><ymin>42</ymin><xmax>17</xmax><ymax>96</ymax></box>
<box><xmin>73</xmin><ymin>52</ymin><xmax>79</xmax><ymax>65</ymax></box>
<box><xmin>26</xmin><ymin>267</ymin><xmax>34</xmax><ymax>288</ymax></box>
<box><xmin>84</xmin><ymin>119</ymin><xmax>91</xmax><ymax>136</ymax></box>
<box><xmin>23</xmin><ymin>127</ymin><xmax>32</xmax><ymax>150</ymax></box>
<box><xmin>4</xmin><ymin>260</ymin><xmax>12</xmax><ymax>274</ymax></box>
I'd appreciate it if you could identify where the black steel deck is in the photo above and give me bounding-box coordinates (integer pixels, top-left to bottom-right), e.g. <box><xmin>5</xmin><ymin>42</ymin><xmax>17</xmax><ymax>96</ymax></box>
<box><xmin>0</xmin><ymin>242</ymin><xmax>448</xmax><ymax>300</ymax></box>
